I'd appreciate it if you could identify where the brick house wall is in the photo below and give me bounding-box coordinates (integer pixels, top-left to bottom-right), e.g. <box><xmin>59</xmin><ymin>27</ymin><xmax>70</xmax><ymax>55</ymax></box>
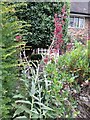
<box><xmin>69</xmin><ymin>1</ymin><xmax>90</xmax><ymax>44</ymax></box>
<box><xmin>68</xmin><ymin>17</ymin><xmax>90</xmax><ymax>44</ymax></box>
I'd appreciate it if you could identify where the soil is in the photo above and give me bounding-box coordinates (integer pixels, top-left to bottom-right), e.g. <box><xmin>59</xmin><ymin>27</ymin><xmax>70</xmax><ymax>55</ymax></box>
<box><xmin>76</xmin><ymin>83</ymin><xmax>90</xmax><ymax>118</ymax></box>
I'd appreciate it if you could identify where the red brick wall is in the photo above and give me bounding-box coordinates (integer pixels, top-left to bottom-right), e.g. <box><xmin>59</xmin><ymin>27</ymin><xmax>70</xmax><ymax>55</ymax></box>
<box><xmin>68</xmin><ymin>17</ymin><xmax>90</xmax><ymax>44</ymax></box>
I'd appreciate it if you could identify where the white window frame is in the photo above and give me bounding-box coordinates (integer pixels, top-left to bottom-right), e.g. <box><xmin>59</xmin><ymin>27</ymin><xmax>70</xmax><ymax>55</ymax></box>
<box><xmin>69</xmin><ymin>16</ymin><xmax>85</xmax><ymax>29</ymax></box>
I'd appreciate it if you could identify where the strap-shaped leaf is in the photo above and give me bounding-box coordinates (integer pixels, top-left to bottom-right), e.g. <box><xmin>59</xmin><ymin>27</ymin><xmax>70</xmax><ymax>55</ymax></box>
<box><xmin>13</xmin><ymin>94</ymin><xmax>24</xmax><ymax>99</ymax></box>
<box><xmin>15</xmin><ymin>100</ymin><xmax>31</xmax><ymax>105</ymax></box>
<box><xmin>14</xmin><ymin>116</ymin><xmax>28</xmax><ymax>120</ymax></box>
<box><xmin>13</xmin><ymin>107</ymin><xmax>24</xmax><ymax>118</ymax></box>
<box><xmin>34</xmin><ymin>102</ymin><xmax>53</xmax><ymax>111</ymax></box>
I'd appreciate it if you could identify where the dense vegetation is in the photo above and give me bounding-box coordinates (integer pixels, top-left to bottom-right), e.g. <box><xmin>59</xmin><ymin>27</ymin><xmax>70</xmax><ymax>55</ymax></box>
<box><xmin>15</xmin><ymin>2</ymin><xmax>69</xmax><ymax>48</ymax></box>
<box><xmin>45</xmin><ymin>43</ymin><xmax>88</xmax><ymax>117</ymax></box>
<box><xmin>0</xmin><ymin>1</ymin><xmax>89</xmax><ymax>119</ymax></box>
<box><xmin>1</xmin><ymin>2</ymin><xmax>28</xmax><ymax>118</ymax></box>
<box><xmin>12</xmin><ymin>43</ymin><xmax>89</xmax><ymax>119</ymax></box>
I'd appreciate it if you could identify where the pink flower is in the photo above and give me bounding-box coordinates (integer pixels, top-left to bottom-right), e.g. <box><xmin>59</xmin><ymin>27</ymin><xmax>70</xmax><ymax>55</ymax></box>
<box><xmin>50</xmin><ymin>57</ymin><xmax>53</xmax><ymax>61</ymax></box>
<box><xmin>56</xmin><ymin>44</ymin><xmax>59</xmax><ymax>49</ymax></box>
<box><xmin>62</xmin><ymin>8</ymin><xmax>65</xmax><ymax>13</ymax></box>
<box><xmin>63</xmin><ymin>16</ymin><xmax>67</xmax><ymax>19</ymax></box>
<box><xmin>50</xmin><ymin>50</ymin><xmax>53</xmax><ymax>54</ymax></box>
<box><xmin>53</xmin><ymin>49</ymin><xmax>58</xmax><ymax>53</ymax></box>
<box><xmin>55</xmin><ymin>14</ymin><xmax>58</xmax><ymax>18</ymax></box>
<box><xmin>16</xmin><ymin>35</ymin><xmax>22</xmax><ymax>41</ymax></box>
<box><xmin>61</xmin><ymin>20</ymin><xmax>65</xmax><ymax>25</ymax></box>
<box><xmin>56</xmin><ymin>25</ymin><xmax>62</xmax><ymax>33</ymax></box>
<box><xmin>54</xmin><ymin>24</ymin><xmax>62</xmax><ymax>37</ymax></box>
<box><xmin>52</xmin><ymin>8</ymin><xmax>66</xmax><ymax>53</ymax></box>
<box><xmin>56</xmin><ymin>34</ymin><xmax>63</xmax><ymax>40</ymax></box>
<box><xmin>88</xmin><ymin>36</ymin><xmax>90</xmax><ymax>40</ymax></box>
<box><xmin>44</xmin><ymin>57</ymin><xmax>48</xmax><ymax>64</ymax></box>
<box><xmin>60</xmin><ymin>39</ymin><xmax>64</xmax><ymax>43</ymax></box>
<box><xmin>67</xmin><ymin>43</ymin><xmax>73</xmax><ymax>50</ymax></box>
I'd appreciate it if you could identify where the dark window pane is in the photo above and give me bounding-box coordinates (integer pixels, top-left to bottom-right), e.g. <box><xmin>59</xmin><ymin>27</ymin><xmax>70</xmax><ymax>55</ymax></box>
<box><xmin>69</xmin><ymin>17</ymin><xmax>74</xmax><ymax>27</ymax></box>
<box><xmin>74</xmin><ymin>17</ymin><xmax>79</xmax><ymax>27</ymax></box>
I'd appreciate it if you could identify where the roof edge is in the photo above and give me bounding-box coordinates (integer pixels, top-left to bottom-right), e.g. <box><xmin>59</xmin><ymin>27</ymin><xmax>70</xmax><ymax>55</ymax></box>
<box><xmin>70</xmin><ymin>11</ymin><xmax>90</xmax><ymax>16</ymax></box>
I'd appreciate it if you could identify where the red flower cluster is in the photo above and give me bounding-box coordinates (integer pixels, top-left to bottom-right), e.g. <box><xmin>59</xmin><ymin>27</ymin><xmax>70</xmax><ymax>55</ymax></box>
<box><xmin>44</xmin><ymin>55</ymin><xmax>49</xmax><ymax>64</ymax></box>
<box><xmin>43</xmin><ymin>49</ymin><xmax>59</xmax><ymax>64</ymax></box>
<box><xmin>15</xmin><ymin>35</ymin><xmax>22</xmax><ymax>42</ymax></box>
<box><xmin>54</xmin><ymin>5</ymin><xmax>67</xmax><ymax>50</ymax></box>
<box><xmin>43</xmin><ymin>5</ymin><xmax>67</xmax><ymax>64</ymax></box>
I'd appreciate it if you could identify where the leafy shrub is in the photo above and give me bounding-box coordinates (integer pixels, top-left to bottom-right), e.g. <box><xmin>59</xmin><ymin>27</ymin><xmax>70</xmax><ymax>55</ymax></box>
<box><xmin>1</xmin><ymin>3</ymin><xmax>19</xmax><ymax>119</ymax></box>
<box><xmin>57</xmin><ymin>43</ymin><xmax>88</xmax><ymax>84</ymax></box>
<box><xmin>15</xmin><ymin>2</ymin><xmax>70</xmax><ymax>48</ymax></box>
<box><xmin>45</xmin><ymin>43</ymin><xmax>88</xmax><ymax>117</ymax></box>
<box><xmin>1</xmin><ymin>2</ymin><xmax>29</xmax><ymax>119</ymax></box>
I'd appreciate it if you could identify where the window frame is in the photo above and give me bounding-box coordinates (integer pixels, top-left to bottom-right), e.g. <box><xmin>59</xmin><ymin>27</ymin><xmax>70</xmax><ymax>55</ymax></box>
<box><xmin>69</xmin><ymin>16</ymin><xmax>85</xmax><ymax>29</ymax></box>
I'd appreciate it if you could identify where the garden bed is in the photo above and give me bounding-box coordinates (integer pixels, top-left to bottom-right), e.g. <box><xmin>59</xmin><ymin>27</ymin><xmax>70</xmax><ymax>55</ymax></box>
<box><xmin>76</xmin><ymin>83</ymin><xmax>90</xmax><ymax>118</ymax></box>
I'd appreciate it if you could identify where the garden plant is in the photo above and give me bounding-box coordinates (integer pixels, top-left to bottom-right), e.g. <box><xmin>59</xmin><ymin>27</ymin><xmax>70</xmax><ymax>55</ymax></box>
<box><xmin>0</xmin><ymin>1</ymin><xmax>89</xmax><ymax>119</ymax></box>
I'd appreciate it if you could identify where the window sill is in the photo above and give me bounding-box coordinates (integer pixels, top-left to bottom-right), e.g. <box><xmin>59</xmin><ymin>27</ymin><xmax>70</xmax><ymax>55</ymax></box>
<box><xmin>68</xmin><ymin>27</ymin><xmax>85</xmax><ymax>29</ymax></box>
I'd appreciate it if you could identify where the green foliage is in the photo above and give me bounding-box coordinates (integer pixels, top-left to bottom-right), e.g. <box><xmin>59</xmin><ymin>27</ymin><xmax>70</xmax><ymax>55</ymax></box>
<box><xmin>1</xmin><ymin>3</ymin><xmax>17</xmax><ymax>119</ymax></box>
<box><xmin>13</xmin><ymin>44</ymin><xmax>88</xmax><ymax>119</ymax></box>
<box><xmin>0</xmin><ymin>1</ymin><xmax>71</xmax><ymax>119</ymax></box>
<box><xmin>58</xmin><ymin>43</ymin><xmax>89</xmax><ymax>83</ymax></box>
<box><xmin>45</xmin><ymin>43</ymin><xmax>88</xmax><ymax>117</ymax></box>
<box><xmin>15</xmin><ymin>2</ymin><xmax>70</xmax><ymax>48</ymax></box>
<box><xmin>13</xmin><ymin>63</ymin><xmax>53</xmax><ymax>119</ymax></box>
<box><xmin>0</xmin><ymin>2</ymin><xmax>28</xmax><ymax>119</ymax></box>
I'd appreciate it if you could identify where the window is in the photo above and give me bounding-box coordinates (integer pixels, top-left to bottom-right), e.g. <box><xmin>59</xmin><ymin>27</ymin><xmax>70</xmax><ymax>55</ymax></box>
<box><xmin>74</xmin><ymin>17</ymin><xmax>79</xmax><ymax>27</ymax></box>
<box><xmin>79</xmin><ymin>18</ymin><xmax>84</xmax><ymax>28</ymax></box>
<box><xmin>69</xmin><ymin>16</ymin><xmax>85</xmax><ymax>28</ymax></box>
<box><xmin>69</xmin><ymin>17</ymin><xmax>74</xmax><ymax>27</ymax></box>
